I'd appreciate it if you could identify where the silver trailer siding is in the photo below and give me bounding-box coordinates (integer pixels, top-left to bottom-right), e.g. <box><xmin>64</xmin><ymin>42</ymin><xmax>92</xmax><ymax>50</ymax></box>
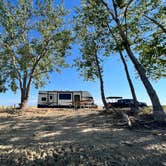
<box><xmin>37</xmin><ymin>91</ymin><xmax>97</xmax><ymax>108</ymax></box>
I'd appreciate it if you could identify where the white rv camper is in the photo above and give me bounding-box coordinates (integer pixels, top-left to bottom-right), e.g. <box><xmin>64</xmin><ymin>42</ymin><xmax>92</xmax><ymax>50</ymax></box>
<box><xmin>37</xmin><ymin>91</ymin><xmax>97</xmax><ymax>108</ymax></box>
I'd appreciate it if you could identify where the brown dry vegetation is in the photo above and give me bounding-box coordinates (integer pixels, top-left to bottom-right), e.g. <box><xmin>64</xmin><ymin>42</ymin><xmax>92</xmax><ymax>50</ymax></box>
<box><xmin>0</xmin><ymin>108</ymin><xmax>166</xmax><ymax>166</ymax></box>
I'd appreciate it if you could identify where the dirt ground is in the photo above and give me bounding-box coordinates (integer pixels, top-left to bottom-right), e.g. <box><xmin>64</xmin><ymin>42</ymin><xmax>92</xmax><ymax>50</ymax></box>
<box><xmin>0</xmin><ymin>108</ymin><xmax>166</xmax><ymax>166</ymax></box>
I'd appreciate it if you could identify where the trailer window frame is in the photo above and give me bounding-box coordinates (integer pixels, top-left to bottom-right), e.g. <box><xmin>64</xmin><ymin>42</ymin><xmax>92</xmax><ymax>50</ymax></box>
<box><xmin>41</xmin><ymin>97</ymin><xmax>47</xmax><ymax>101</ymax></box>
<box><xmin>59</xmin><ymin>93</ymin><xmax>71</xmax><ymax>100</ymax></box>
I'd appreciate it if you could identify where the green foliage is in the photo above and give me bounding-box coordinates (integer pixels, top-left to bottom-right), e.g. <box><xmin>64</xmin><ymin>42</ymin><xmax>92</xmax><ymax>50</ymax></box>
<box><xmin>131</xmin><ymin>1</ymin><xmax>165</xmax><ymax>80</ymax></box>
<box><xmin>74</xmin><ymin>34</ymin><xmax>103</xmax><ymax>81</ymax></box>
<box><xmin>74</xmin><ymin>2</ymin><xmax>111</xmax><ymax>81</ymax></box>
<box><xmin>78</xmin><ymin>0</ymin><xmax>166</xmax><ymax>80</ymax></box>
<box><xmin>74</xmin><ymin>0</ymin><xmax>124</xmax><ymax>76</ymax></box>
<box><xmin>133</xmin><ymin>1</ymin><xmax>166</xmax><ymax>80</ymax></box>
<box><xmin>0</xmin><ymin>0</ymin><xmax>73</xmax><ymax>93</ymax></box>
<box><xmin>138</xmin><ymin>32</ymin><xmax>166</xmax><ymax>80</ymax></box>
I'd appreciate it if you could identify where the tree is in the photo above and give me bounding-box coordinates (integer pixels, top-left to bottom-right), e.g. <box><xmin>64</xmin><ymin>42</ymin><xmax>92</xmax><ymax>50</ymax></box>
<box><xmin>0</xmin><ymin>0</ymin><xmax>73</xmax><ymax>108</ymax></box>
<box><xmin>75</xmin><ymin>0</ymin><xmax>139</xmax><ymax>112</ymax></box>
<box><xmin>74</xmin><ymin>3</ymin><xmax>116</xmax><ymax>111</ymax></box>
<box><xmin>79</xmin><ymin>0</ymin><xmax>165</xmax><ymax>121</ymax></box>
<box><xmin>99</xmin><ymin>0</ymin><xmax>165</xmax><ymax>121</ymax></box>
<box><xmin>74</xmin><ymin>34</ymin><xmax>109</xmax><ymax>111</ymax></box>
<box><xmin>107</xmin><ymin>25</ymin><xmax>139</xmax><ymax>113</ymax></box>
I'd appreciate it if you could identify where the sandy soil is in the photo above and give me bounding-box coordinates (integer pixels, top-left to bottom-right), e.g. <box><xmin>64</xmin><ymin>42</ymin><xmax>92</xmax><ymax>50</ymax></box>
<box><xmin>0</xmin><ymin>108</ymin><xmax>166</xmax><ymax>166</ymax></box>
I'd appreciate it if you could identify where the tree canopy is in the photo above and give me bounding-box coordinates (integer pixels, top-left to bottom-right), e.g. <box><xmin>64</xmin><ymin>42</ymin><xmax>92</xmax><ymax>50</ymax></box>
<box><xmin>0</xmin><ymin>0</ymin><xmax>73</xmax><ymax>107</ymax></box>
<box><xmin>74</xmin><ymin>0</ymin><xmax>165</xmax><ymax>120</ymax></box>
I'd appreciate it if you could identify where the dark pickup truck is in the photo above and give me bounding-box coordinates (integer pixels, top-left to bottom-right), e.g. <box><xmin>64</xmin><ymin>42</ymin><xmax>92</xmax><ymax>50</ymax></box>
<box><xmin>108</xmin><ymin>99</ymin><xmax>147</xmax><ymax>108</ymax></box>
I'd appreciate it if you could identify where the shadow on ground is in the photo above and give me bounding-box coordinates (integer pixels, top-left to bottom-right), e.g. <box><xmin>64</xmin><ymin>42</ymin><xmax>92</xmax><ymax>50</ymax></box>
<box><xmin>0</xmin><ymin>109</ymin><xmax>166</xmax><ymax>165</ymax></box>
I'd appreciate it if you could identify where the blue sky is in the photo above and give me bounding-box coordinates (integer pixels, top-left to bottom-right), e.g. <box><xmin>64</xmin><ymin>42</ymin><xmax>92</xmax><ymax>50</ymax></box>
<box><xmin>0</xmin><ymin>0</ymin><xmax>166</xmax><ymax>106</ymax></box>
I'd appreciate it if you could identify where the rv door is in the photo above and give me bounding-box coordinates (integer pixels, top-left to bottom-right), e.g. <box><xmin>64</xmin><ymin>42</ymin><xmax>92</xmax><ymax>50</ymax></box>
<box><xmin>74</xmin><ymin>95</ymin><xmax>80</xmax><ymax>108</ymax></box>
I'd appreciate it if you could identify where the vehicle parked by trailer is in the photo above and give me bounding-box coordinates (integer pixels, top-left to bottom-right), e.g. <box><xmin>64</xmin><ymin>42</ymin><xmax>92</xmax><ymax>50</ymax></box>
<box><xmin>106</xmin><ymin>97</ymin><xmax>147</xmax><ymax>108</ymax></box>
<box><xmin>37</xmin><ymin>90</ymin><xmax>97</xmax><ymax>108</ymax></box>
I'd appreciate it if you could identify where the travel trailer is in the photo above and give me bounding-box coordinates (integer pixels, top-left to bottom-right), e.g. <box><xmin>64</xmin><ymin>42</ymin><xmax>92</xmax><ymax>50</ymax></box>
<box><xmin>37</xmin><ymin>90</ymin><xmax>97</xmax><ymax>108</ymax></box>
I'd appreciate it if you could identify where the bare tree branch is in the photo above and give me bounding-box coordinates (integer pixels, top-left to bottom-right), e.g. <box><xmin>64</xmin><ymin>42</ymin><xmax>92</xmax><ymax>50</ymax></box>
<box><xmin>123</xmin><ymin>0</ymin><xmax>134</xmax><ymax>37</ymax></box>
<box><xmin>100</xmin><ymin>0</ymin><xmax>115</xmax><ymax>20</ymax></box>
<box><xmin>112</xmin><ymin>0</ymin><xmax>118</xmax><ymax>18</ymax></box>
<box><xmin>144</xmin><ymin>15</ymin><xmax>166</xmax><ymax>34</ymax></box>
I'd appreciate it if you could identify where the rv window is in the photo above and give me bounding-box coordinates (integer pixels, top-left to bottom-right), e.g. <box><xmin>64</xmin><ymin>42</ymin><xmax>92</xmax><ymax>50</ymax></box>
<box><xmin>50</xmin><ymin>96</ymin><xmax>53</xmax><ymax>100</ymax></box>
<box><xmin>59</xmin><ymin>94</ymin><xmax>71</xmax><ymax>100</ymax></box>
<box><xmin>41</xmin><ymin>97</ymin><xmax>47</xmax><ymax>101</ymax></box>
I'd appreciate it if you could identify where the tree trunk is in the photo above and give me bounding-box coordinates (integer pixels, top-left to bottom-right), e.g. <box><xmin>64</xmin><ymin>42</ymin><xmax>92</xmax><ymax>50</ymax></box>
<box><xmin>119</xmin><ymin>30</ymin><xmax>165</xmax><ymax>121</ymax></box>
<box><xmin>20</xmin><ymin>88</ymin><xmax>29</xmax><ymax>109</ymax></box>
<box><xmin>94</xmin><ymin>52</ymin><xmax>109</xmax><ymax>111</ymax></box>
<box><xmin>107</xmin><ymin>22</ymin><xmax>139</xmax><ymax>113</ymax></box>
<box><xmin>20</xmin><ymin>79</ymin><xmax>31</xmax><ymax>109</ymax></box>
<box><xmin>119</xmin><ymin>51</ymin><xmax>139</xmax><ymax>113</ymax></box>
<box><xmin>20</xmin><ymin>96</ymin><xmax>28</xmax><ymax>109</ymax></box>
<box><xmin>98</xmin><ymin>73</ymin><xmax>109</xmax><ymax>111</ymax></box>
